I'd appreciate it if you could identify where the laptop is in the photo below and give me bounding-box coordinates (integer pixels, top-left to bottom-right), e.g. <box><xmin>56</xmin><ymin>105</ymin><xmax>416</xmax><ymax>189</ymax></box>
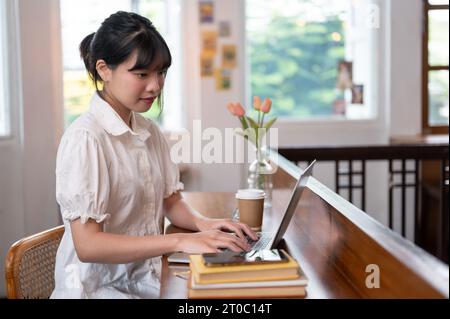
<box><xmin>167</xmin><ymin>160</ymin><xmax>316</xmax><ymax>263</ymax></box>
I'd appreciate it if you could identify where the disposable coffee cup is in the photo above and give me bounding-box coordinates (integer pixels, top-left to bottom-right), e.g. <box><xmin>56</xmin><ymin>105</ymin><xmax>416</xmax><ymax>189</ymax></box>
<box><xmin>235</xmin><ymin>189</ymin><xmax>265</xmax><ymax>231</ymax></box>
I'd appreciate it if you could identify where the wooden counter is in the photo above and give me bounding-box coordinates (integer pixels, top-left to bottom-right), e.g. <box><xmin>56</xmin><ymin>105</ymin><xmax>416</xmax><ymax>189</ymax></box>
<box><xmin>160</xmin><ymin>154</ymin><xmax>449</xmax><ymax>299</ymax></box>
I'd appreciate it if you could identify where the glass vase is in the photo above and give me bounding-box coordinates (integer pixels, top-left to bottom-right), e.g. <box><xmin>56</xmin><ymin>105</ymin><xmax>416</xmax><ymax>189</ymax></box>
<box><xmin>247</xmin><ymin>145</ymin><xmax>274</xmax><ymax>207</ymax></box>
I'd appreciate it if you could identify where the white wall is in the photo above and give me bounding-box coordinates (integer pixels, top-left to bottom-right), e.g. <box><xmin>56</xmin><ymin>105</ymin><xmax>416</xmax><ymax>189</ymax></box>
<box><xmin>388</xmin><ymin>0</ymin><xmax>423</xmax><ymax>137</ymax></box>
<box><xmin>181</xmin><ymin>0</ymin><xmax>246</xmax><ymax>192</ymax></box>
<box><xmin>0</xmin><ymin>0</ymin><xmax>63</xmax><ymax>297</ymax></box>
<box><xmin>19</xmin><ymin>0</ymin><xmax>64</xmax><ymax>234</ymax></box>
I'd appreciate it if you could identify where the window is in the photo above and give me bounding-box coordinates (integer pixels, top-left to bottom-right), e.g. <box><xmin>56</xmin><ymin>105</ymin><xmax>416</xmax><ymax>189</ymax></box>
<box><xmin>423</xmin><ymin>0</ymin><xmax>449</xmax><ymax>134</ymax></box>
<box><xmin>60</xmin><ymin>0</ymin><xmax>182</xmax><ymax>129</ymax></box>
<box><xmin>246</xmin><ymin>0</ymin><xmax>379</xmax><ymax>120</ymax></box>
<box><xmin>0</xmin><ymin>0</ymin><xmax>10</xmax><ymax>137</ymax></box>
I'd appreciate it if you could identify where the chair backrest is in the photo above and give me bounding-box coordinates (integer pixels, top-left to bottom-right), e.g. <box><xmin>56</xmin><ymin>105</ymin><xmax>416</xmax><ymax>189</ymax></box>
<box><xmin>5</xmin><ymin>225</ymin><xmax>65</xmax><ymax>299</ymax></box>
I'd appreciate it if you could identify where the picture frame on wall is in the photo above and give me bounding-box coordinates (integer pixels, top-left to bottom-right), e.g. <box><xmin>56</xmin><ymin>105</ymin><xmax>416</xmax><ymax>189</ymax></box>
<box><xmin>336</xmin><ymin>61</ymin><xmax>353</xmax><ymax>90</ymax></box>
<box><xmin>222</xmin><ymin>45</ymin><xmax>237</xmax><ymax>68</ymax></box>
<box><xmin>215</xmin><ymin>68</ymin><xmax>232</xmax><ymax>90</ymax></box>
<box><xmin>199</xmin><ymin>1</ymin><xmax>214</xmax><ymax>23</ymax></box>
<box><xmin>201</xmin><ymin>52</ymin><xmax>215</xmax><ymax>77</ymax></box>
<box><xmin>351</xmin><ymin>85</ymin><xmax>364</xmax><ymax>104</ymax></box>
<box><xmin>219</xmin><ymin>21</ymin><xmax>231</xmax><ymax>37</ymax></box>
<box><xmin>202</xmin><ymin>30</ymin><xmax>218</xmax><ymax>54</ymax></box>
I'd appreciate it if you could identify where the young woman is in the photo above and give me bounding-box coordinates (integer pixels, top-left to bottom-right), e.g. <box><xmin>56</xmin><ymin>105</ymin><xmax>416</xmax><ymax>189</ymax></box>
<box><xmin>51</xmin><ymin>11</ymin><xmax>257</xmax><ymax>299</ymax></box>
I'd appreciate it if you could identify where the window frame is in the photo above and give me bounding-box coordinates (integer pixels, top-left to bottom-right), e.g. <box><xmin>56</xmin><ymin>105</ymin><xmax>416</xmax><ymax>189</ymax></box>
<box><xmin>0</xmin><ymin>0</ymin><xmax>21</xmax><ymax>142</ymax></box>
<box><xmin>0</xmin><ymin>0</ymin><xmax>9</xmax><ymax>138</ymax></box>
<box><xmin>422</xmin><ymin>0</ymin><xmax>449</xmax><ymax>135</ymax></box>
<box><xmin>245</xmin><ymin>0</ymin><xmax>380</xmax><ymax>124</ymax></box>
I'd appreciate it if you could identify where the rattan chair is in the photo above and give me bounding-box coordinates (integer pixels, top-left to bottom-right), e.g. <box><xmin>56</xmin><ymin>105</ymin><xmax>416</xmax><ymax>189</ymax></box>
<box><xmin>5</xmin><ymin>225</ymin><xmax>65</xmax><ymax>299</ymax></box>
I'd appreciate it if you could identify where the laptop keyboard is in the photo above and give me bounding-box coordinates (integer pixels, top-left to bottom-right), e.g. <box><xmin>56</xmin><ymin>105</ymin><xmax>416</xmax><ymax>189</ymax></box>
<box><xmin>220</xmin><ymin>232</ymin><xmax>274</xmax><ymax>253</ymax></box>
<box><xmin>247</xmin><ymin>232</ymin><xmax>274</xmax><ymax>250</ymax></box>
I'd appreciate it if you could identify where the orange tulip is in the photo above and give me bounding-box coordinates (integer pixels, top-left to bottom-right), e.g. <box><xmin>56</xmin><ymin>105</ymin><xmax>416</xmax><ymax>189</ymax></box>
<box><xmin>234</xmin><ymin>102</ymin><xmax>246</xmax><ymax>117</ymax></box>
<box><xmin>253</xmin><ymin>96</ymin><xmax>262</xmax><ymax>111</ymax></box>
<box><xmin>260</xmin><ymin>98</ymin><xmax>272</xmax><ymax>113</ymax></box>
<box><xmin>227</xmin><ymin>102</ymin><xmax>236</xmax><ymax>116</ymax></box>
<box><xmin>227</xmin><ymin>102</ymin><xmax>246</xmax><ymax>117</ymax></box>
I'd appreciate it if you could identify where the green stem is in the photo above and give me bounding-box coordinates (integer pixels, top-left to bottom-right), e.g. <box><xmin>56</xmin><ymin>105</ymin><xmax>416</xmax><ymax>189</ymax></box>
<box><xmin>259</xmin><ymin>113</ymin><xmax>265</xmax><ymax>148</ymax></box>
<box><xmin>256</xmin><ymin>111</ymin><xmax>261</xmax><ymax>148</ymax></box>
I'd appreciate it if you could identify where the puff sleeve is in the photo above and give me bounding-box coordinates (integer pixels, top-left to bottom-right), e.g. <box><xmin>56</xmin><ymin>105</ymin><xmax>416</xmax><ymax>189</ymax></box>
<box><xmin>55</xmin><ymin>128</ymin><xmax>110</xmax><ymax>224</ymax></box>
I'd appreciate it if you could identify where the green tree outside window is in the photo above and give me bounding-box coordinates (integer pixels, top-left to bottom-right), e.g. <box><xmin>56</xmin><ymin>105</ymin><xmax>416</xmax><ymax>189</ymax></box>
<box><xmin>247</xmin><ymin>0</ymin><xmax>346</xmax><ymax>119</ymax></box>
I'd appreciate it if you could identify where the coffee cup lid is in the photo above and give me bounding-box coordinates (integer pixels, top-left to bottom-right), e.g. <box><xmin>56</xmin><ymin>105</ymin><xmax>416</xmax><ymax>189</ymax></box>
<box><xmin>235</xmin><ymin>189</ymin><xmax>266</xmax><ymax>200</ymax></box>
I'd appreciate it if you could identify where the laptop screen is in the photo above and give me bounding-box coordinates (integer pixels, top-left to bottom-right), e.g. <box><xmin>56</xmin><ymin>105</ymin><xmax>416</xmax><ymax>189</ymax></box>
<box><xmin>269</xmin><ymin>160</ymin><xmax>316</xmax><ymax>248</ymax></box>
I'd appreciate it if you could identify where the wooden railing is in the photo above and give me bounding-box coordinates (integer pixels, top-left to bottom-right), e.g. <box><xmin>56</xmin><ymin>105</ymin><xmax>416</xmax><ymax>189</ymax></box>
<box><xmin>278</xmin><ymin>138</ymin><xmax>449</xmax><ymax>263</ymax></box>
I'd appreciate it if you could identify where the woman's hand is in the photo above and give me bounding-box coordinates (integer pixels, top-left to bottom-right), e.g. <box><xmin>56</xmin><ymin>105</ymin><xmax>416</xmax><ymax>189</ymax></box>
<box><xmin>176</xmin><ymin>230</ymin><xmax>252</xmax><ymax>254</ymax></box>
<box><xmin>196</xmin><ymin>218</ymin><xmax>259</xmax><ymax>242</ymax></box>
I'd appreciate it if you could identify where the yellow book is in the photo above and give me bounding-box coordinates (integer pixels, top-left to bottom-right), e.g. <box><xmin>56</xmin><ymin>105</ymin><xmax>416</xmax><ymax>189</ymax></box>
<box><xmin>188</xmin><ymin>274</ymin><xmax>306</xmax><ymax>299</ymax></box>
<box><xmin>189</xmin><ymin>250</ymin><xmax>300</xmax><ymax>284</ymax></box>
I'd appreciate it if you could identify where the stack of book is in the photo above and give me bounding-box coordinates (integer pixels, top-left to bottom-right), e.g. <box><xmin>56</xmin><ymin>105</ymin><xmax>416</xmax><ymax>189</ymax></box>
<box><xmin>187</xmin><ymin>250</ymin><xmax>308</xmax><ymax>299</ymax></box>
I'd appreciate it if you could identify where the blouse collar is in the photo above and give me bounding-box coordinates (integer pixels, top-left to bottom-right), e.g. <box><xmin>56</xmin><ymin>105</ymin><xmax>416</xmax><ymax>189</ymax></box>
<box><xmin>89</xmin><ymin>92</ymin><xmax>152</xmax><ymax>142</ymax></box>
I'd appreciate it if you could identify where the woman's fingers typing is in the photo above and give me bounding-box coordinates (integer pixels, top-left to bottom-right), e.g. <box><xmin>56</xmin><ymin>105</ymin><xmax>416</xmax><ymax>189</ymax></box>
<box><xmin>219</xmin><ymin>222</ymin><xmax>246</xmax><ymax>241</ymax></box>
<box><xmin>182</xmin><ymin>216</ymin><xmax>268</xmax><ymax>254</ymax></box>
<box><xmin>216</xmin><ymin>231</ymin><xmax>249</xmax><ymax>251</ymax></box>
<box><xmin>226</xmin><ymin>232</ymin><xmax>251</xmax><ymax>251</ymax></box>
<box><xmin>237</xmin><ymin>222</ymin><xmax>258</xmax><ymax>241</ymax></box>
<box><xmin>214</xmin><ymin>239</ymin><xmax>242</xmax><ymax>253</ymax></box>
<box><xmin>218</xmin><ymin>219</ymin><xmax>258</xmax><ymax>242</ymax></box>
<box><xmin>184</xmin><ymin>229</ymin><xmax>251</xmax><ymax>254</ymax></box>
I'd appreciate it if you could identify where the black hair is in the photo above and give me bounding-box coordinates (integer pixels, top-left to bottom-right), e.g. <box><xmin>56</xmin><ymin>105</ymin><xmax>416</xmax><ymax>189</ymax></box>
<box><xmin>79</xmin><ymin>11</ymin><xmax>171</xmax><ymax>112</ymax></box>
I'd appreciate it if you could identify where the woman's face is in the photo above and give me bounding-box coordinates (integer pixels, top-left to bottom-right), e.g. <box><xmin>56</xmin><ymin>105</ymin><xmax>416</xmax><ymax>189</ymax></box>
<box><xmin>103</xmin><ymin>51</ymin><xmax>166</xmax><ymax>114</ymax></box>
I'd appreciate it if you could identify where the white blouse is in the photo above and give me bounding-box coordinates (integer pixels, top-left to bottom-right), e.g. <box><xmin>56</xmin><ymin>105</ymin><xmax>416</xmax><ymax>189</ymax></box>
<box><xmin>51</xmin><ymin>93</ymin><xmax>183</xmax><ymax>299</ymax></box>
